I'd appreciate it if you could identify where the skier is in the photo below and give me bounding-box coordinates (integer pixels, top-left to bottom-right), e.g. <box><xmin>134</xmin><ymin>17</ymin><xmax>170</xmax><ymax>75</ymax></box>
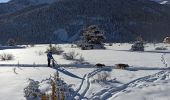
<box><xmin>47</xmin><ymin>51</ymin><xmax>54</xmax><ymax>67</ymax></box>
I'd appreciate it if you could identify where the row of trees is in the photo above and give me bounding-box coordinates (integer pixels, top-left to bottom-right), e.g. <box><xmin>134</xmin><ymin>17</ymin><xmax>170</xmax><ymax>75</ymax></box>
<box><xmin>3</xmin><ymin>24</ymin><xmax>168</xmax><ymax>51</ymax></box>
<box><xmin>2</xmin><ymin>25</ymin><xmax>106</xmax><ymax>49</ymax></box>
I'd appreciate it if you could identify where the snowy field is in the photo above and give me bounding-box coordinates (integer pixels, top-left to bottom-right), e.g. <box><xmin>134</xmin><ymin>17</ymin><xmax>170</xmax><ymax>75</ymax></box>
<box><xmin>0</xmin><ymin>43</ymin><xmax>170</xmax><ymax>100</ymax></box>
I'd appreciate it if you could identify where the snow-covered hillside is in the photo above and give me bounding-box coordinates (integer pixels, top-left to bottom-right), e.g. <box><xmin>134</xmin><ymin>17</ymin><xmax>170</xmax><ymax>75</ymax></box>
<box><xmin>0</xmin><ymin>0</ymin><xmax>10</xmax><ymax>3</ymax></box>
<box><xmin>25</xmin><ymin>0</ymin><xmax>57</xmax><ymax>4</ymax></box>
<box><xmin>0</xmin><ymin>43</ymin><xmax>170</xmax><ymax>100</ymax></box>
<box><xmin>151</xmin><ymin>0</ymin><xmax>170</xmax><ymax>4</ymax></box>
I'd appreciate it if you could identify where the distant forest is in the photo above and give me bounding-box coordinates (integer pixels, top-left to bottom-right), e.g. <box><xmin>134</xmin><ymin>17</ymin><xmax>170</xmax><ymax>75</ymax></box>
<box><xmin>0</xmin><ymin>0</ymin><xmax>170</xmax><ymax>44</ymax></box>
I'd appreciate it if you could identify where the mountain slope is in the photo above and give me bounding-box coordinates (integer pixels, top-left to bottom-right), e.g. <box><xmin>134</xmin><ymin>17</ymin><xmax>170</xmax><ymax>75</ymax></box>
<box><xmin>0</xmin><ymin>0</ymin><xmax>56</xmax><ymax>15</ymax></box>
<box><xmin>0</xmin><ymin>0</ymin><xmax>170</xmax><ymax>44</ymax></box>
<box><xmin>151</xmin><ymin>0</ymin><xmax>170</xmax><ymax>4</ymax></box>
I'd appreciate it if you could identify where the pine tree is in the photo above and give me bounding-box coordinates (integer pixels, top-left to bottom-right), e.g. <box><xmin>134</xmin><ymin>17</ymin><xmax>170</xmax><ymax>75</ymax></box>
<box><xmin>77</xmin><ymin>25</ymin><xmax>106</xmax><ymax>50</ymax></box>
<box><xmin>131</xmin><ymin>36</ymin><xmax>144</xmax><ymax>51</ymax></box>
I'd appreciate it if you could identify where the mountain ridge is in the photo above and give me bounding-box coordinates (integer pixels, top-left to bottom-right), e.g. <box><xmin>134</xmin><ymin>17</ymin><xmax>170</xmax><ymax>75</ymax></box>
<box><xmin>0</xmin><ymin>0</ymin><xmax>170</xmax><ymax>44</ymax></box>
<box><xmin>0</xmin><ymin>0</ymin><xmax>57</xmax><ymax>15</ymax></box>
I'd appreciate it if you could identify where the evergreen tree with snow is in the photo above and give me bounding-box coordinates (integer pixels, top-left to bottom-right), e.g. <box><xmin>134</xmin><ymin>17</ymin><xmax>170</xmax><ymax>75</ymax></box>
<box><xmin>77</xmin><ymin>25</ymin><xmax>106</xmax><ymax>50</ymax></box>
<box><xmin>131</xmin><ymin>36</ymin><xmax>144</xmax><ymax>51</ymax></box>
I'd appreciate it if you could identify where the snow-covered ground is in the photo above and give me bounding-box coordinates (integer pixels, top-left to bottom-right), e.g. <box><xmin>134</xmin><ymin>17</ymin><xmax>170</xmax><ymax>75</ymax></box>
<box><xmin>0</xmin><ymin>43</ymin><xmax>170</xmax><ymax>100</ymax></box>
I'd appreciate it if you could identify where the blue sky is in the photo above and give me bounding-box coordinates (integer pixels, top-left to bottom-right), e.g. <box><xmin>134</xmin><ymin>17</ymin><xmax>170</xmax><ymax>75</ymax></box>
<box><xmin>0</xmin><ymin>0</ymin><xmax>10</xmax><ymax>3</ymax></box>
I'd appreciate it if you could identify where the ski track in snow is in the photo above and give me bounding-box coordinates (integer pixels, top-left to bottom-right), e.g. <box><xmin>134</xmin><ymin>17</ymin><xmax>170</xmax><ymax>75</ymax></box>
<box><xmin>79</xmin><ymin>75</ymin><xmax>90</xmax><ymax>100</ymax></box>
<box><xmin>1</xmin><ymin>61</ymin><xmax>169</xmax><ymax>99</ymax></box>
<box><xmin>90</xmin><ymin>53</ymin><xmax>170</xmax><ymax>100</ymax></box>
<box><xmin>50</xmin><ymin>64</ymin><xmax>108</xmax><ymax>99</ymax></box>
<box><xmin>0</xmin><ymin>44</ymin><xmax>170</xmax><ymax>100</ymax></box>
<box><xmin>1</xmin><ymin>63</ymin><xmax>170</xmax><ymax>71</ymax></box>
<box><xmin>75</xmin><ymin>68</ymin><xmax>112</xmax><ymax>100</ymax></box>
<box><xmin>1</xmin><ymin>63</ymin><xmax>169</xmax><ymax>100</ymax></box>
<box><xmin>111</xmin><ymin>70</ymin><xmax>170</xmax><ymax>99</ymax></box>
<box><xmin>71</xmin><ymin>74</ymin><xmax>87</xmax><ymax>100</ymax></box>
<box><xmin>0</xmin><ymin>63</ymin><xmax>94</xmax><ymax>68</ymax></box>
<box><xmin>90</xmin><ymin>70</ymin><xmax>170</xmax><ymax>100</ymax></box>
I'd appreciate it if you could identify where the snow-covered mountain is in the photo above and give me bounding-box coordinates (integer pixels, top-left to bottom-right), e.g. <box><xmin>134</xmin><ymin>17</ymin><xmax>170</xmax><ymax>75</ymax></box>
<box><xmin>17</xmin><ymin>0</ymin><xmax>57</xmax><ymax>5</ymax></box>
<box><xmin>0</xmin><ymin>0</ymin><xmax>57</xmax><ymax>14</ymax></box>
<box><xmin>151</xmin><ymin>0</ymin><xmax>170</xmax><ymax>4</ymax></box>
<box><xmin>0</xmin><ymin>0</ymin><xmax>170</xmax><ymax>44</ymax></box>
<box><xmin>0</xmin><ymin>0</ymin><xmax>10</xmax><ymax>3</ymax></box>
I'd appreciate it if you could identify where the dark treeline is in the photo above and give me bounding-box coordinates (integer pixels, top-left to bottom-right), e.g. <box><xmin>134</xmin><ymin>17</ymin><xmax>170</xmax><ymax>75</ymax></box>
<box><xmin>0</xmin><ymin>0</ymin><xmax>170</xmax><ymax>44</ymax></box>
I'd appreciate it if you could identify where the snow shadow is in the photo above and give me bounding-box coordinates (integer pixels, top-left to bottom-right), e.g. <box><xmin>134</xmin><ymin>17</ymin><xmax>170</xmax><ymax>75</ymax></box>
<box><xmin>92</xmin><ymin>79</ymin><xmax>123</xmax><ymax>87</ymax></box>
<box><xmin>53</xmin><ymin>67</ymin><xmax>84</xmax><ymax>80</ymax></box>
<box><xmin>126</xmin><ymin>67</ymin><xmax>170</xmax><ymax>71</ymax></box>
<box><xmin>0</xmin><ymin>46</ymin><xmax>25</xmax><ymax>50</ymax></box>
<box><xmin>115</xmin><ymin>50</ymin><xmax>170</xmax><ymax>54</ymax></box>
<box><xmin>0</xmin><ymin>63</ymin><xmax>94</xmax><ymax>68</ymax></box>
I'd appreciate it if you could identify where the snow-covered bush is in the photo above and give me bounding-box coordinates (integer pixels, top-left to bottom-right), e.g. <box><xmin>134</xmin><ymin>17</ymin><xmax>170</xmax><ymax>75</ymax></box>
<box><xmin>77</xmin><ymin>55</ymin><xmax>85</xmax><ymax>63</ymax></box>
<box><xmin>24</xmin><ymin>73</ymin><xmax>75</xmax><ymax>100</ymax></box>
<box><xmin>161</xmin><ymin>53</ymin><xmax>168</xmax><ymax>67</ymax></box>
<box><xmin>131</xmin><ymin>41</ymin><xmax>144</xmax><ymax>51</ymax></box>
<box><xmin>24</xmin><ymin>79</ymin><xmax>40</xmax><ymax>99</ymax></box>
<box><xmin>97</xmin><ymin>71</ymin><xmax>110</xmax><ymax>81</ymax></box>
<box><xmin>71</xmin><ymin>44</ymin><xmax>77</xmax><ymax>48</ymax></box>
<box><xmin>38</xmin><ymin>51</ymin><xmax>44</xmax><ymax>56</ymax></box>
<box><xmin>0</xmin><ymin>53</ymin><xmax>14</xmax><ymax>61</ymax></box>
<box><xmin>91</xmin><ymin>71</ymin><xmax>111</xmax><ymax>83</ymax></box>
<box><xmin>45</xmin><ymin>45</ymin><xmax>64</xmax><ymax>55</ymax></box>
<box><xmin>30</xmin><ymin>44</ymin><xmax>35</xmax><ymax>47</ymax></box>
<box><xmin>108</xmin><ymin>43</ymin><xmax>113</xmax><ymax>46</ymax></box>
<box><xmin>74</xmin><ymin>55</ymin><xmax>87</xmax><ymax>64</ymax></box>
<box><xmin>35</xmin><ymin>50</ymin><xmax>44</xmax><ymax>56</ymax></box>
<box><xmin>155</xmin><ymin>46</ymin><xmax>168</xmax><ymax>50</ymax></box>
<box><xmin>63</xmin><ymin>51</ymin><xmax>79</xmax><ymax>60</ymax></box>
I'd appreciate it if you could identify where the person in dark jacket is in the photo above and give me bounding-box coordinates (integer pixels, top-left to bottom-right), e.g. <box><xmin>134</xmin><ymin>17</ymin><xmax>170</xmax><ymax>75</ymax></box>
<box><xmin>47</xmin><ymin>51</ymin><xmax>53</xmax><ymax>67</ymax></box>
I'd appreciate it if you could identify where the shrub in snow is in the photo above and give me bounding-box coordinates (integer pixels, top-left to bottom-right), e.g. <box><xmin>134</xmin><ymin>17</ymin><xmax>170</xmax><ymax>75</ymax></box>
<box><xmin>77</xmin><ymin>55</ymin><xmax>85</xmax><ymax>63</ymax></box>
<box><xmin>30</xmin><ymin>44</ymin><xmax>35</xmax><ymax>47</ymax></box>
<box><xmin>24</xmin><ymin>73</ymin><xmax>75</xmax><ymax>100</ymax></box>
<box><xmin>155</xmin><ymin>46</ymin><xmax>168</xmax><ymax>50</ymax></box>
<box><xmin>35</xmin><ymin>50</ymin><xmax>44</xmax><ymax>56</ymax></box>
<box><xmin>108</xmin><ymin>43</ymin><xmax>113</xmax><ymax>46</ymax></box>
<box><xmin>161</xmin><ymin>53</ymin><xmax>168</xmax><ymax>67</ymax></box>
<box><xmin>74</xmin><ymin>55</ymin><xmax>87</xmax><ymax>64</ymax></box>
<box><xmin>97</xmin><ymin>71</ymin><xmax>111</xmax><ymax>81</ymax></box>
<box><xmin>165</xmin><ymin>45</ymin><xmax>170</xmax><ymax>47</ymax></box>
<box><xmin>45</xmin><ymin>45</ymin><xmax>64</xmax><ymax>55</ymax></box>
<box><xmin>38</xmin><ymin>51</ymin><xmax>44</xmax><ymax>56</ymax></box>
<box><xmin>0</xmin><ymin>53</ymin><xmax>14</xmax><ymax>61</ymax></box>
<box><xmin>91</xmin><ymin>71</ymin><xmax>111</xmax><ymax>83</ymax></box>
<box><xmin>63</xmin><ymin>51</ymin><xmax>79</xmax><ymax>60</ymax></box>
<box><xmin>7</xmin><ymin>38</ymin><xmax>16</xmax><ymax>46</ymax></box>
<box><xmin>63</xmin><ymin>51</ymin><xmax>86</xmax><ymax>64</ymax></box>
<box><xmin>13</xmin><ymin>68</ymin><xmax>18</xmax><ymax>74</ymax></box>
<box><xmin>131</xmin><ymin>41</ymin><xmax>144</xmax><ymax>51</ymax></box>
<box><xmin>24</xmin><ymin>79</ymin><xmax>40</xmax><ymax>99</ymax></box>
<box><xmin>71</xmin><ymin>44</ymin><xmax>77</xmax><ymax>48</ymax></box>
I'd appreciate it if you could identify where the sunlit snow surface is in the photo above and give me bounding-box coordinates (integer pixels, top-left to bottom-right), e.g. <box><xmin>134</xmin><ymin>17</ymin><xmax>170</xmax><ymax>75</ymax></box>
<box><xmin>0</xmin><ymin>0</ymin><xmax>10</xmax><ymax>3</ymax></box>
<box><xmin>0</xmin><ymin>43</ymin><xmax>170</xmax><ymax>100</ymax></box>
